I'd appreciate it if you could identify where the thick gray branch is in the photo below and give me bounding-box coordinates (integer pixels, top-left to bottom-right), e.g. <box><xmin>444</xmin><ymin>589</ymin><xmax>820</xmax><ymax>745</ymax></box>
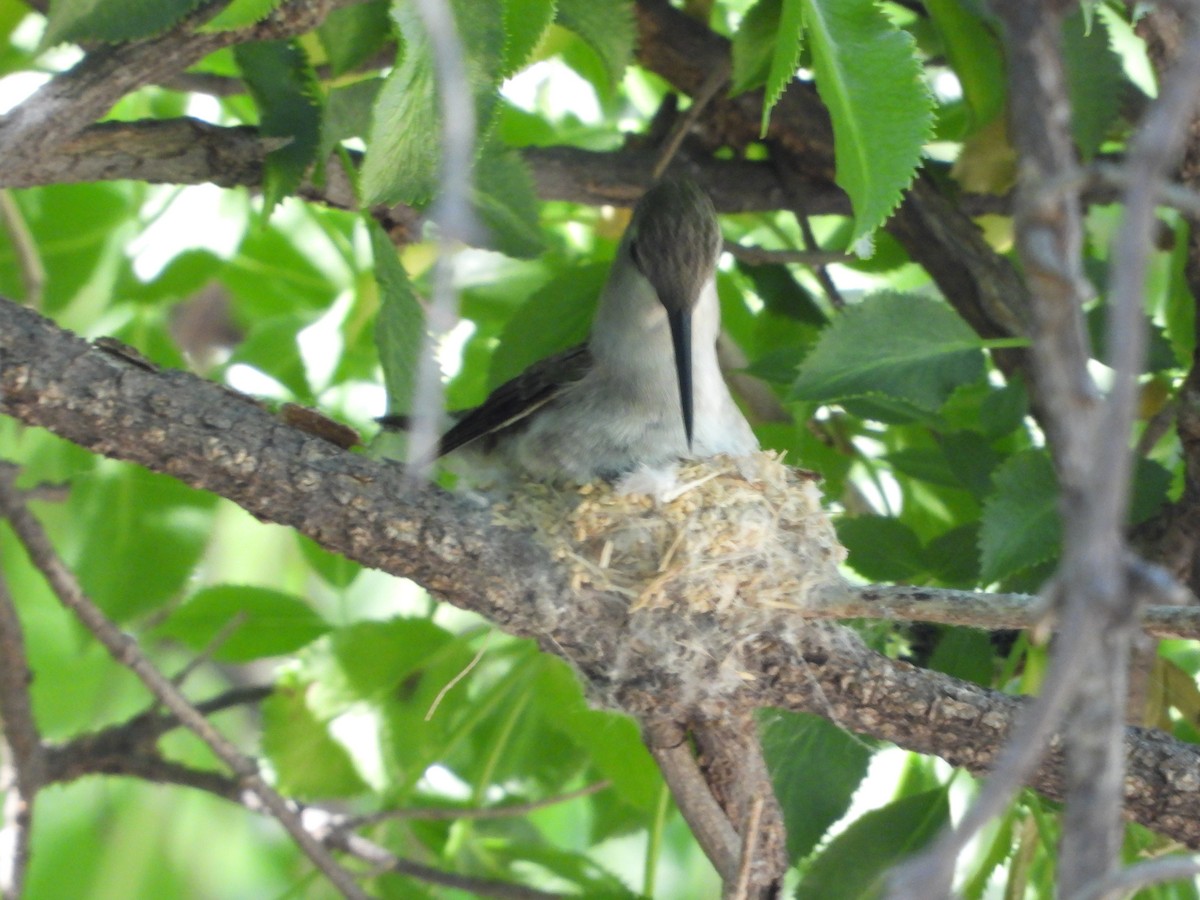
<box><xmin>0</xmin><ymin>0</ymin><xmax>334</xmax><ymax>189</ymax></box>
<box><xmin>5</xmin><ymin>297</ymin><xmax>1200</xmax><ymax>849</ymax></box>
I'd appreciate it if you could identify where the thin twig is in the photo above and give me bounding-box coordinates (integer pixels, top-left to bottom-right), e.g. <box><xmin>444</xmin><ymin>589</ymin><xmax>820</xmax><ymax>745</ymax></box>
<box><xmin>814</xmin><ymin>582</ymin><xmax>1196</xmax><ymax>639</ymax></box>
<box><xmin>0</xmin><ymin>464</ymin><xmax>370</xmax><ymax>900</ymax></box>
<box><xmin>33</xmin><ymin>746</ymin><xmax>563</xmax><ymax>900</ymax></box>
<box><xmin>652</xmin><ymin>59</ymin><xmax>730</xmax><ymax>180</ymax></box>
<box><xmin>729</xmin><ymin>795</ymin><xmax>765</xmax><ymax>900</ymax></box>
<box><xmin>722</xmin><ymin>241</ymin><xmax>854</xmax><ymax>268</ymax></box>
<box><xmin>403</xmin><ymin>0</ymin><xmax>477</xmax><ymax>476</ymax></box>
<box><xmin>170</xmin><ymin>612</ymin><xmax>247</xmax><ymax>688</ymax></box>
<box><xmin>646</xmin><ymin>731</ymin><xmax>741</xmax><ymax>885</ymax></box>
<box><xmin>0</xmin><ymin>192</ymin><xmax>44</xmax><ymax>309</ymax></box>
<box><xmin>338</xmin><ymin>781</ymin><xmax>610</xmax><ymax>829</ymax></box>
<box><xmin>326</xmin><ymin>829</ymin><xmax>564</xmax><ymax>900</ymax></box>
<box><xmin>0</xmin><ymin>571</ymin><xmax>42</xmax><ymax>900</ymax></box>
<box><xmin>425</xmin><ymin>630</ymin><xmax>490</xmax><ymax>720</ymax></box>
<box><xmin>776</xmin><ymin>157</ymin><xmax>846</xmax><ymax>309</ymax></box>
<box><xmin>892</xmin><ymin>1</ymin><xmax>1106</xmax><ymax>892</ymax></box>
<box><xmin>1074</xmin><ymin>856</ymin><xmax>1200</xmax><ymax>900</ymax></box>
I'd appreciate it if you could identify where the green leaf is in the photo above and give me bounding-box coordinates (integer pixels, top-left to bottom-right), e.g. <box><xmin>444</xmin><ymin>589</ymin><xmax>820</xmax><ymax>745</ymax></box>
<box><xmin>503</xmin><ymin>0</ymin><xmax>556</xmax><ymax>75</ymax></box>
<box><xmin>0</xmin><ymin>184</ymin><xmax>135</xmax><ymax>312</ymax></box>
<box><xmin>363</xmin><ymin>0</ymin><xmax>504</xmax><ymax>206</ymax></box>
<box><xmin>320</xmin><ymin>77</ymin><xmax>383</xmax><ymax>163</ymax></box>
<box><xmin>317</xmin><ymin>0</ymin><xmax>392</xmax><ymax>76</ymax></box>
<box><xmin>555</xmin><ymin>0</ymin><xmax>634</xmax><ymax>89</ymax></box>
<box><xmin>740</xmin><ymin>262</ymin><xmax>828</xmax><ymax>326</ymax></box>
<box><xmin>799</xmin><ymin>788</ymin><xmax>951</xmax><ymax>899</ymax></box>
<box><xmin>362</xmin><ymin>13</ymin><xmax>439</xmax><ymax>206</ymax></box>
<box><xmin>473</xmin><ymin>144</ymin><xmax>545</xmax><ymax>258</ymax></box>
<box><xmin>221</xmin><ymin>225</ymin><xmax>336</xmax><ymax>316</ymax></box>
<box><xmin>155</xmin><ymin>586</ymin><xmax>330</xmax><ymax>662</ymax></box>
<box><xmin>296</xmin><ymin>534</ymin><xmax>362</xmax><ymax>588</ymax></box>
<box><xmin>227</xmin><ymin>314</ymin><xmax>314</xmax><ymax>401</ymax></box>
<box><xmin>979</xmin><ymin>378</ymin><xmax>1029</xmax><ymax>438</ymax></box>
<box><xmin>1062</xmin><ymin>10</ymin><xmax>1124</xmax><ymax>160</ymax></box>
<box><xmin>70</xmin><ymin>464</ymin><xmax>216</xmax><ymax>622</ymax></box>
<box><xmin>885</xmin><ymin>447</ymin><xmax>961</xmax><ymax>490</ymax></box>
<box><xmin>732</xmin><ymin>0</ymin><xmax>784</xmax><ymax>96</ymax></box>
<box><xmin>199</xmin><ymin>0</ymin><xmax>280</xmax><ymax>32</ymax></box>
<box><xmin>263</xmin><ymin>681</ymin><xmax>370</xmax><ymax>798</ymax></box>
<box><xmin>979</xmin><ymin>450</ymin><xmax>1060</xmax><ymax>585</ymax></box>
<box><xmin>928</xmin><ymin>627</ymin><xmax>993</xmax><ymax>686</ymax></box>
<box><xmin>759</xmin><ymin>709</ymin><xmax>873</xmax><ymax>862</ymax></box>
<box><xmin>791</xmin><ymin>292</ymin><xmax>985</xmax><ymax>410</ymax></box>
<box><xmin>488</xmin><ymin>840</ymin><xmax>635</xmax><ymax>897</ymax></box>
<box><xmin>122</xmin><ymin>249</ymin><xmax>225</xmax><ymax>305</ymax></box>
<box><xmin>837</xmin><ymin>515</ymin><xmax>926</xmax><ymax>582</ymax></box>
<box><xmin>924</xmin><ymin>523</ymin><xmax>981</xmax><ymax>586</ymax></box>
<box><xmin>1165</xmin><ymin>218</ymin><xmax>1197</xmax><ymax>365</ymax></box>
<box><xmin>234</xmin><ymin>40</ymin><xmax>322</xmax><ymax>213</ymax></box>
<box><xmin>800</xmin><ymin>0</ymin><xmax>935</xmax><ymax>243</ymax></box>
<box><xmin>1086</xmin><ymin>302</ymin><xmax>1176</xmax><ymax>375</ymax></box>
<box><xmin>488</xmin><ymin>261</ymin><xmax>607</xmax><ymax>388</ymax></box>
<box><xmin>532</xmin><ymin>658</ymin><xmax>660</xmax><ymax>812</ymax></box>
<box><xmin>941</xmin><ymin>430</ymin><xmax>1001</xmax><ymax>499</ymax></box>
<box><xmin>1130</xmin><ymin>457</ymin><xmax>1172</xmax><ymax>527</ymax></box>
<box><xmin>924</xmin><ymin>0</ymin><xmax>1005</xmax><ymax>132</ymax></box>
<box><xmin>44</xmin><ymin>0</ymin><xmax>202</xmax><ymax>45</ymax></box>
<box><xmin>760</xmin><ymin>0</ymin><xmax>805</xmax><ymax>134</ymax></box>
<box><xmin>310</xmin><ymin>618</ymin><xmax>460</xmax><ymax>708</ymax></box>
<box><xmin>372</xmin><ymin>222</ymin><xmax>424</xmax><ymax>415</ymax></box>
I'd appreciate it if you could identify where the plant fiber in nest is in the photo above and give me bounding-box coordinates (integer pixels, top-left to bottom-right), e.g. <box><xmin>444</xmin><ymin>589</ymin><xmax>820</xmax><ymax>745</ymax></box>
<box><xmin>492</xmin><ymin>452</ymin><xmax>848</xmax><ymax>614</ymax></box>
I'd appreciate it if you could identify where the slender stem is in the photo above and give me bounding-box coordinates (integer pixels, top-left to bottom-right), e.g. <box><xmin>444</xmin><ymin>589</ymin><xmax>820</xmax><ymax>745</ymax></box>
<box><xmin>0</xmin><ymin>464</ymin><xmax>370</xmax><ymax>900</ymax></box>
<box><xmin>644</xmin><ymin>780</ymin><xmax>671</xmax><ymax>897</ymax></box>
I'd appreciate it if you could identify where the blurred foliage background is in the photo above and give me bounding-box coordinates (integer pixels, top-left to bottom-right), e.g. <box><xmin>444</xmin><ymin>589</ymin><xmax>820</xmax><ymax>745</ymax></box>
<box><xmin>0</xmin><ymin>0</ymin><xmax>1198</xmax><ymax>897</ymax></box>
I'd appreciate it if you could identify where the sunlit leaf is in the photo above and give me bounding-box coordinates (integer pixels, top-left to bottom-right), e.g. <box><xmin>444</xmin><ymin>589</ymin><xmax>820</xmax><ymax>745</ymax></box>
<box><xmin>924</xmin><ymin>0</ymin><xmax>1005</xmax><ymax>132</ymax></box>
<box><xmin>800</xmin><ymin>0</ymin><xmax>934</xmax><ymax>243</ymax></box>
<box><xmin>488</xmin><ymin>261</ymin><xmax>607</xmax><ymax>387</ymax></box>
<box><xmin>732</xmin><ymin>0</ymin><xmax>785</xmax><ymax>96</ymax></box>
<box><xmin>791</xmin><ymin>292</ymin><xmax>985</xmax><ymax>410</ymax></box>
<box><xmin>70</xmin><ymin>464</ymin><xmax>216</xmax><ymax>622</ymax></box>
<box><xmin>156</xmin><ymin>585</ymin><xmax>330</xmax><ymax>661</ymax></box>
<box><xmin>317</xmin><ymin>0</ymin><xmax>392</xmax><ymax>75</ymax></box>
<box><xmin>44</xmin><ymin>0</ymin><xmax>202</xmax><ymax>45</ymax></box>
<box><xmin>759</xmin><ymin>709</ymin><xmax>873</xmax><ymax>862</ymax></box>
<box><xmin>503</xmin><ymin>0</ymin><xmax>556</xmax><ymax>75</ymax></box>
<box><xmin>199</xmin><ymin>0</ymin><xmax>280</xmax><ymax>32</ymax></box>
<box><xmin>363</xmin><ymin>0</ymin><xmax>504</xmax><ymax>205</ymax></box>
<box><xmin>555</xmin><ymin>0</ymin><xmax>634</xmax><ymax>89</ymax></box>
<box><xmin>760</xmin><ymin>0</ymin><xmax>804</xmax><ymax>135</ymax></box>
<box><xmin>979</xmin><ymin>450</ymin><xmax>1059</xmax><ymax>585</ymax></box>
<box><xmin>372</xmin><ymin>222</ymin><xmax>424</xmax><ymax>415</ymax></box>
<box><xmin>799</xmin><ymin>788</ymin><xmax>950</xmax><ymax>898</ymax></box>
<box><xmin>1062</xmin><ymin>9</ymin><xmax>1124</xmax><ymax>160</ymax></box>
<box><xmin>473</xmin><ymin>143</ymin><xmax>545</xmax><ymax>258</ymax></box>
<box><xmin>263</xmin><ymin>680</ymin><xmax>370</xmax><ymax>798</ymax></box>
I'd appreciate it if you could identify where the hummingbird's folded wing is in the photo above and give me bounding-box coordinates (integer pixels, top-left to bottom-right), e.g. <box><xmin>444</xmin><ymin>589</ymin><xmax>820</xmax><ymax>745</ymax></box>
<box><xmin>438</xmin><ymin>343</ymin><xmax>593</xmax><ymax>457</ymax></box>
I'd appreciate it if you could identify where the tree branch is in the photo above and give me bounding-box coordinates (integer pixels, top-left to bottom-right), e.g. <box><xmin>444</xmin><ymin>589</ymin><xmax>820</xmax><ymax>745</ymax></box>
<box><xmin>0</xmin><ymin>0</ymin><xmax>337</xmax><ymax>189</ymax></box>
<box><xmin>6</xmin><ymin>297</ymin><xmax>1200</xmax><ymax>853</ymax></box>
<box><xmin>0</xmin><ymin>464</ymin><xmax>370</xmax><ymax>900</ymax></box>
<box><xmin>0</xmin><ymin>570</ymin><xmax>42</xmax><ymax>900</ymax></box>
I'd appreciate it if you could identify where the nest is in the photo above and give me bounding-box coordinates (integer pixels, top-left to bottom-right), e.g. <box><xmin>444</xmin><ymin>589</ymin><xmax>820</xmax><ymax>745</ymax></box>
<box><xmin>492</xmin><ymin>452</ymin><xmax>848</xmax><ymax>614</ymax></box>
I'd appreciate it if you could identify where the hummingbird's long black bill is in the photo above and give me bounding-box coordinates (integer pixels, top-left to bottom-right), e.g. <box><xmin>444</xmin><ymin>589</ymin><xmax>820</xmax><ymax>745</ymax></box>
<box><xmin>667</xmin><ymin>306</ymin><xmax>694</xmax><ymax>449</ymax></box>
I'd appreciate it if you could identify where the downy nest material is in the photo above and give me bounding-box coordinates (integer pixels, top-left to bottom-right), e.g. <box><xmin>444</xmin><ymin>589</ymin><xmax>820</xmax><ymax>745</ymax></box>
<box><xmin>492</xmin><ymin>451</ymin><xmax>848</xmax><ymax>614</ymax></box>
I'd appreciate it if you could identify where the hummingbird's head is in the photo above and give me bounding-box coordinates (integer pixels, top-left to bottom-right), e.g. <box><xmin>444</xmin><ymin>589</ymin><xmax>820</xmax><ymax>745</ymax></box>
<box><xmin>626</xmin><ymin>177</ymin><xmax>722</xmax><ymax>449</ymax></box>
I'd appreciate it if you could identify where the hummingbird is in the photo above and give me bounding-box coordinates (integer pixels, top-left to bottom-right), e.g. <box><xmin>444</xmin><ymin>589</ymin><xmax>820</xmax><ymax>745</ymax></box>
<box><xmin>409</xmin><ymin>177</ymin><xmax>758</xmax><ymax>485</ymax></box>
